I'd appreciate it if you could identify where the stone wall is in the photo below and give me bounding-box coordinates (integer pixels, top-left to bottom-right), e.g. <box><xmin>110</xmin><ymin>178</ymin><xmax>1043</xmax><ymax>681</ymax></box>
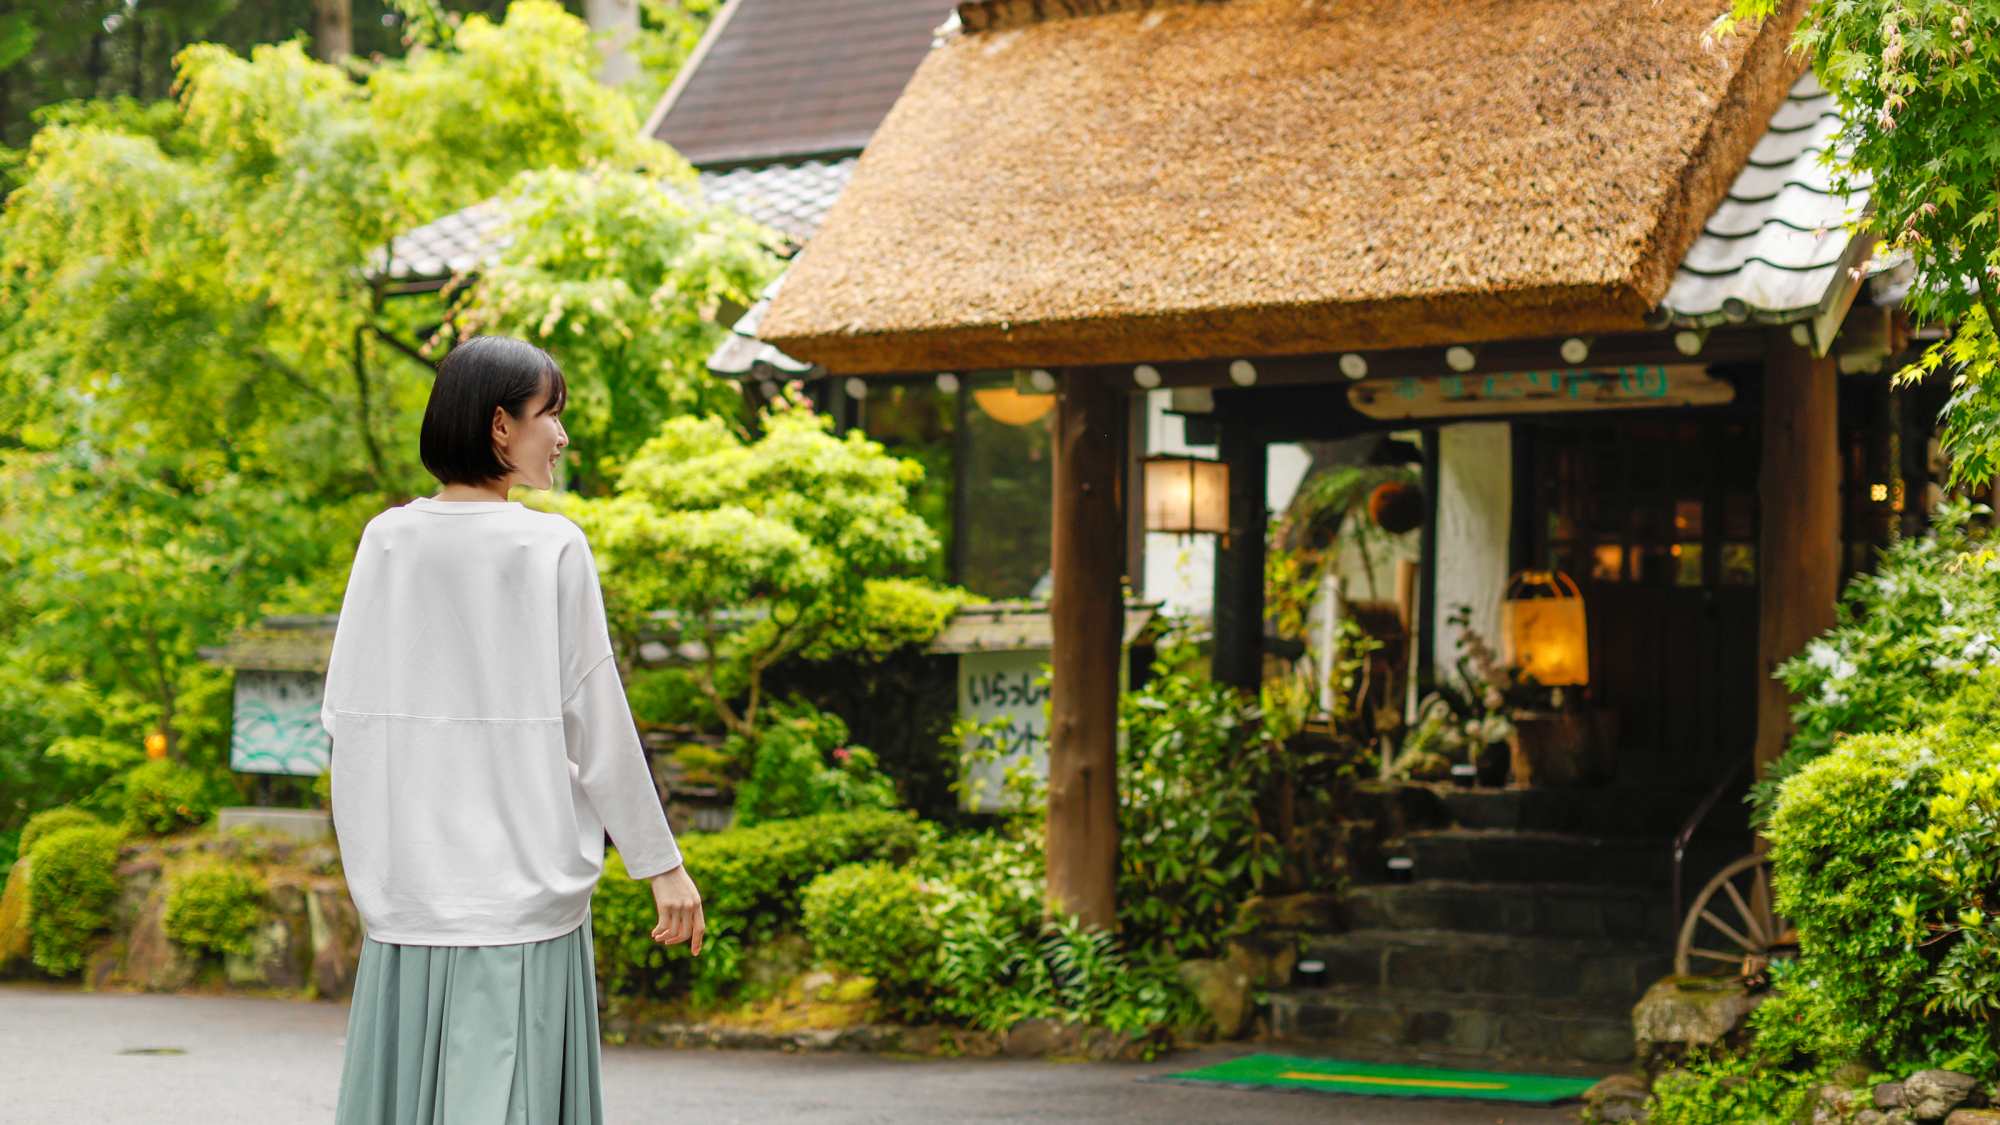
<box><xmin>0</xmin><ymin>826</ymin><xmax>363</xmax><ymax>999</ymax></box>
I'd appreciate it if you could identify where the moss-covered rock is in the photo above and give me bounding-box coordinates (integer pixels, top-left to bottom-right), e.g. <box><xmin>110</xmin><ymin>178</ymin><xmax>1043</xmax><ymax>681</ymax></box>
<box><xmin>0</xmin><ymin>856</ymin><xmax>34</xmax><ymax>976</ymax></box>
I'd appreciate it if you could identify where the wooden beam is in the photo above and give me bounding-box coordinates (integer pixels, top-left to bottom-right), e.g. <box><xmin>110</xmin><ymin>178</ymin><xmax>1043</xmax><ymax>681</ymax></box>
<box><xmin>1754</xmin><ymin>332</ymin><xmax>1841</xmax><ymax>773</ymax></box>
<box><xmin>1212</xmin><ymin>406</ymin><xmax>1267</xmax><ymax>688</ymax></box>
<box><xmin>1069</xmin><ymin>328</ymin><xmax>1772</xmax><ymax>392</ymax></box>
<box><xmin>1046</xmin><ymin>368</ymin><xmax>1126</xmax><ymax>931</ymax></box>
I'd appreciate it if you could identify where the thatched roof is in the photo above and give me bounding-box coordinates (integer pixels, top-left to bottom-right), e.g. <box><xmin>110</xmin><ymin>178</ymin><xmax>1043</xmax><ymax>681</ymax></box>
<box><xmin>757</xmin><ymin>0</ymin><xmax>1809</xmax><ymax>374</ymax></box>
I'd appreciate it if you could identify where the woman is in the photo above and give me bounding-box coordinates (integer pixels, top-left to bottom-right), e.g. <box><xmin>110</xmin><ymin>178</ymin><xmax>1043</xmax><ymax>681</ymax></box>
<box><xmin>321</xmin><ymin>335</ymin><xmax>705</xmax><ymax>1123</ymax></box>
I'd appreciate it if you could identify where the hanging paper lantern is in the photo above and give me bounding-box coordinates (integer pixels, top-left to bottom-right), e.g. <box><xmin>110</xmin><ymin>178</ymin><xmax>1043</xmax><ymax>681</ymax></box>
<box><xmin>1501</xmin><ymin>570</ymin><xmax>1589</xmax><ymax>687</ymax></box>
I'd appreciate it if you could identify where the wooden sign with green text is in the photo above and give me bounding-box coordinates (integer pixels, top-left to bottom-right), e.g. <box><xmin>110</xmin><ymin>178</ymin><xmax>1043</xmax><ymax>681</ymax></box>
<box><xmin>1348</xmin><ymin>364</ymin><xmax>1733</xmax><ymax>420</ymax></box>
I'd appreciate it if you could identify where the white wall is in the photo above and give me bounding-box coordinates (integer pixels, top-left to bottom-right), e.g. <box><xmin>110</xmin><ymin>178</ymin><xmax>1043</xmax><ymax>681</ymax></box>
<box><xmin>1431</xmin><ymin>423</ymin><xmax>1513</xmax><ymax>684</ymax></box>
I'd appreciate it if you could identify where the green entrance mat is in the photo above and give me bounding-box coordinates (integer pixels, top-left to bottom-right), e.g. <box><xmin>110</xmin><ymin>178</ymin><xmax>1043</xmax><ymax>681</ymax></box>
<box><xmin>1142</xmin><ymin>1053</ymin><xmax>1600</xmax><ymax>1104</ymax></box>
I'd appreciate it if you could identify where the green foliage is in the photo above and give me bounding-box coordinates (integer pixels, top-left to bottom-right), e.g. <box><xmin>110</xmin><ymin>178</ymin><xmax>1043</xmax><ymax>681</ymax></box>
<box><xmin>1768</xmin><ymin>716</ymin><xmax>2000</xmax><ymax>1064</ymax></box>
<box><xmin>1756</xmin><ymin>498</ymin><xmax>2000</xmax><ymax>814</ymax></box>
<box><xmin>24</xmin><ymin>823</ymin><xmax>124</xmax><ymax>977</ymax></box>
<box><xmin>913</xmin><ymin>828</ymin><xmax>1205</xmax><ymax>1042</ymax></box>
<box><xmin>800</xmin><ymin>861</ymin><xmax>937</xmax><ymax>1013</ymax></box>
<box><xmin>439</xmin><ymin>161</ymin><xmax>781</xmax><ymax>487</ymax></box>
<box><xmin>1718</xmin><ymin>0</ymin><xmax>2000</xmax><ymax>487</ymax></box>
<box><xmin>18</xmin><ymin>806</ymin><xmax>103</xmax><ymax>860</ymax></box>
<box><xmin>1116</xmin><ymin>638</ymin><xmax>1289</xmax><ymax>961</ymax></box>
<box><xmin>163</xmin><ymin>865</ymin><xmax>268</xmax><ymax>959</ymax></box>
<box><xmin>1647</xmin><ymin>1044</ymin><xmax>1826</xmax><ymax>1125</ymax></box>
<box><xmin>556</xmin><ymin>392</ymin><xmax>954</xmax><ymax>745</ymax></box>
<box><xmin>946</xmin><ymin>623</ymin><xmax>1336</xmax><ymax>964</ymax></box>
<box><xmin>589</xmin><ymin>808</ymin><xmax>928</xmax><ymax>1007</ymax></box>
<box><xmin>0</xmin><ymin>0</ymin><xmax>762</xmax><ymax>833</ymax></box>
<box><xmin>121</xmin><ymin>759</ymin><xmax>216</xmax><ymax>835</ymax></box>
<box><xmin>795</xmin><ymin>578</ymin><xmax>978</xmax><ymax>661</ymax></box>
<box><xmin>1905</xmin><ymin>744</ymin><xmax>2000</xmax><ymax>1033</ymax></box>
<box><xmin>728</xmin><ymin>697</ymin><xmax>901</xmax><ymax>828</ymax></box>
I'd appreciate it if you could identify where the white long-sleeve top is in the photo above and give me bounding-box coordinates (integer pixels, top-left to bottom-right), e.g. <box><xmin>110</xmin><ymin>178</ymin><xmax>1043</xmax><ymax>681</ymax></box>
<box><xmin>319</xmin><ymin>494</ymin><xmax>684</xmax><ymax>945</ymax></box>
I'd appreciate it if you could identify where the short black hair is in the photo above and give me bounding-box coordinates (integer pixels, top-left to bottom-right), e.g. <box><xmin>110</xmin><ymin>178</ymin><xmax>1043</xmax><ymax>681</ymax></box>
<box><xmin>419</xmin><ymin>335</ymin><xmax>567</xmax><ymax>487</ymax></box>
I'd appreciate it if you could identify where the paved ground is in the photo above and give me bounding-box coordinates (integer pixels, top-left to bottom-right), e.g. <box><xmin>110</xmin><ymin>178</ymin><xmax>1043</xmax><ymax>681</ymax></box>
<box><xmin>0</xmin><ymin>981</ymin><xmax>1585</xmax><ymax>1123</ymax></box>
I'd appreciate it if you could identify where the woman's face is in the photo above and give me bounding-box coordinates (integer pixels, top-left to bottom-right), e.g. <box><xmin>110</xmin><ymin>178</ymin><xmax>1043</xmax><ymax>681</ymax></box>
<box><xmin>493</xmin><ymin>378</ymin><xmax>568</xmax><ymax>492</ymax></box>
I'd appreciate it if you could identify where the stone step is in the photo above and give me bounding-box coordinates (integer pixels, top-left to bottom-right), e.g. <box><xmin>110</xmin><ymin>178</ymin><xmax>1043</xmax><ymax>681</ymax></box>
<box><xmin>1405</xmin><ymin>828</ymin><xmax>1667</xmax><ymax>885</ymax></box>
<box><xmin>1303</xmin><ymin>929</ymin><xmax>1672</xmax><ymax>1003</ymax></box>
<box><xmin>1342</xmin><ymin>879</ymin><xmax>1678</xmax><ymax>943</ymax></box>
<box><xmin>1395</xmin><ymin>828</ymin><xmax>1749</xmax><ymax>887</ymax></box>
<box><xmin>1436</xmin><ymin>786</ymin><xmax>1739</xmax><ymax>838</ymax></box>
<box><xmin>1350</xmin><ymin>780</ymin><xmax>1747</xmax><ymax>841</ymax></box>
<box><xmin>1267</xmin><ymin>984</ymin><xmax>1637</xmax><ymax>1065</ymax></box>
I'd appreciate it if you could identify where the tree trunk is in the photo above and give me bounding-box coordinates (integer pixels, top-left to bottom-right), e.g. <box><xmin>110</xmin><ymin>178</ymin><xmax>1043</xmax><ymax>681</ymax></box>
<box><xmin>312</xmin><ymin>0</ymin><xmax>353</xmax><ymax>64</ymax></box>
<box><xmin>584</xmin><ymin>0</ymin><xmax>642</xmax><ymax>88</ymax></box>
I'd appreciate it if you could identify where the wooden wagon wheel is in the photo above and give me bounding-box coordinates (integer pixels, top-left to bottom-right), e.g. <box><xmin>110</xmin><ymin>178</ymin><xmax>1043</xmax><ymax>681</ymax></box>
<box><xmin>1674</xmin><ymin>852</ymin><xmax>1797</xmax><ymax>978</ymax></box>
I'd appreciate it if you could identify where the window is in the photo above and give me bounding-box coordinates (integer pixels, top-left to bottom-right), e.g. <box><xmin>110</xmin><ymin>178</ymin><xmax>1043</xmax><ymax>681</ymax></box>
<box><xmin>1529</xmin><ymin>417</ymin><xmax>1759</xmax><ymax>589</ymax></box>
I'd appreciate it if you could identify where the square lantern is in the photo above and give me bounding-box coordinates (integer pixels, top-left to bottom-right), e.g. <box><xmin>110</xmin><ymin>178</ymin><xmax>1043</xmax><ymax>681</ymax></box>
<box><xmin>1500</xmin><ymin>570</ymin><xmax>1590</xmax><ymax>687</ymax></box>
<box><xmin>1144</xmin><ymin>454</ymin><xmax>1230</xmax><ymax>540</ymax></box>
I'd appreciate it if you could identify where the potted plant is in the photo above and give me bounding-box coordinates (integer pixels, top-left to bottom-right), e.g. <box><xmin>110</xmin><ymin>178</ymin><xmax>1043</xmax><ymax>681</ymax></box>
<box><xmin>1400</xmin><ymin>605</ymin><xmax>1517</xmax><ymax>787</ymax></box>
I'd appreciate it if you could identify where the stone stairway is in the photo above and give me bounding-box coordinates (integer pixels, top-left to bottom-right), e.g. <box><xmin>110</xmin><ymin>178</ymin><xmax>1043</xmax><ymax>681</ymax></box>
<box><xmin>1266</xmin><ymin>781</ymin><xmax>1750</xmax><ymax>1068</ymax></box>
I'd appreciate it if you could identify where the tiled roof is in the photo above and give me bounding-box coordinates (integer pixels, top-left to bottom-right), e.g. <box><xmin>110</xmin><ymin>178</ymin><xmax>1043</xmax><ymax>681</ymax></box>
<box><xmin>707</xmin><ymin>270</ymin><xmax>820</xmax><ymax>379</ymax></box>
<box><xmin>646</xmin><ymin>0</ymin><xmax>949</xmax><ymax>166</ymax></box>
<box><xmin>370</xmin><ymin>159</ymin><xmax>856</xmax><ymax>282</ymax></box>
<box><xmin>696</xmin><ymin>156</ymin><xmax>857</xmax><ymax>245</ymax></box>
<box><xmin>1655</xmin><ymin>71</ymin><xmax>1876</xmax><ymax>339</ymax></box>
<box><xmin>372</xmin><ymin>198</ymin><xmax>512</xmax><ymax>282</ymax></box>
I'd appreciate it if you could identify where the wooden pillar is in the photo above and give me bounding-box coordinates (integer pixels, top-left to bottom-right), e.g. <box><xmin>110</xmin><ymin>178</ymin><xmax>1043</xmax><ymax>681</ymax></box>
<box><xmin>1047</xmin><ymin>368</ymin><xmax>1125</xmax><ymax>931</ymax></box>
<box><xmin>1754</xmin><ymin>334</ymin><xmax>1841</xmax><ymax>772</ymax></box>
<box><xmin>1212</xmin><ymin>407</ymin><xmax>1267</xmax><ymax>688</ymax></box>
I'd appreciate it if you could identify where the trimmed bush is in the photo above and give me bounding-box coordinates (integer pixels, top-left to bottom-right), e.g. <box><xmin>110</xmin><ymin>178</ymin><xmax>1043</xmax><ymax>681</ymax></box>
<box><xmin>589</xmin><ymin>807</ymin><xmax>929</xmax><ymax>1006</ymax></box>
<box><xmin>801</xmin><ymin>861</ymin><xmax>936</xmax><ymax>1001</ymax></box>
<box><xmin>19</xmin><ymin>806</ymin><xmax>103</xmax><ymax>859</ymax></box>
<box><xmin>1763</xmin><ymin>727</ymin><xmax>1986</xmax><ymax>1068</ymax></box>
<box><xmin>25</xmin><ymin>823</ymin><xmax>125</xmax><ymax>977</ymax></box>
<box><xmin>122</xmin><ymin>759</ymin><xmax>216</xmax><ymax>835</ymax></box>
<box><xmin>164</xmin><ymin>866</ymin><xmax>268</xmax><ymax>960</ymax></box>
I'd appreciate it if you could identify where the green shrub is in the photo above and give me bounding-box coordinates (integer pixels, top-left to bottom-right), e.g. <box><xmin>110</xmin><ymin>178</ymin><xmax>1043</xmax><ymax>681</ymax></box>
<box><xmin>1646</xmin><ymin>1045</ymin><xmax>1825</xmax><ymax>1125</ymax></box>
<box><xmin>1765</xmin><ymin>726</ymin><xmax>2000</xmax><ymax>1070</ymax></box>
<box><xmin>1905</xmin><ymin>744</ymin><xmax>2000</xmax><ymax>1036</ymax></box>
<box><xmin>801</xmin><ymin>861</ymin><xmax>936</xmax><ymax>1009</ymax></box>
<box><xmin>1116</xmin><ymin>638</ymin><xmax>1290</xmax><ymax>961</ymax></box>
<box><xmin>589</xmin><ymin>807</ymin><xmax>929</xmax><ymax>1006</ymax></box>
<box><xmin>121</xmin><ymin>758</ymin><xmax>216</xmax><ymax>835</ymax></box>
<box><xmin>1758</xmin><ymin>497</ymin><xmax>2000</xmax><ymax>814</ymax></box>
<box><xmin>913</xmin><ymin>827</ymin><xmax>1204</xmax><ymax>1043</ymax></box>
<box><xmin>25</xmin><ymin>823</ymin><xmax>125</xmax><ymax>977</ymax></box>
<box><xmin>163</xmin><ymin>866</ymin><xmax>268</xmax><ymax>959</ymax></box>
<box><xmin>19</xmin><ymin>806</ymin><xmax>103</xmax><ymax>860</ymax></box>
<box><xmin>729</xmin><ymin>697</ymin><xmax>900</xmax><ymax>828</ymax></box>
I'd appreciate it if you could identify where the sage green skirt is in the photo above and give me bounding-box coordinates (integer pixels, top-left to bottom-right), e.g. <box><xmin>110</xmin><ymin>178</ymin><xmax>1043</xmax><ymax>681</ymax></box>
<box><xmin>334</xmin><ymin>909</ymin><xmax>605</xmax><ymax>1125</ymax></box>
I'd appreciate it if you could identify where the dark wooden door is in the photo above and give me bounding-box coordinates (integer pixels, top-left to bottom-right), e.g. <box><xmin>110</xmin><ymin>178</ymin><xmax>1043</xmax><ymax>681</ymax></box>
<box><xmin>1521</xmin><ymin>414</ymin><xmax>1761</xmax><ymax>790</ymax></box>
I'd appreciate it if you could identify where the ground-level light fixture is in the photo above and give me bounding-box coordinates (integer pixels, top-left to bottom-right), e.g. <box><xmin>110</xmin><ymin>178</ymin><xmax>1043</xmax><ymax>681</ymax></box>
<box><xmin>1500</xmin><ymin>569</ymin><xmax>1590</xmax><ymax>687</ymax></box>
<box><xmin>1143</xmin><ymin>453</ymin><xmax>1231</xmax><ymax>545</ymax></box>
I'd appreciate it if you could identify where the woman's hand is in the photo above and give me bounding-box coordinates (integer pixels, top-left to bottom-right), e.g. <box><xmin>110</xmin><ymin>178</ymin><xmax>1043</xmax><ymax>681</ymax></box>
<box><xmin>648</xmin><ymin>864</ymin><xmax>704</xmax><ymax>955</ymax></box>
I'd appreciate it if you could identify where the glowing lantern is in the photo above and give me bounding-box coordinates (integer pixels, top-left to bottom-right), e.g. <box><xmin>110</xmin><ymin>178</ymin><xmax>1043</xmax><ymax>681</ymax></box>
<box><xmin>972</xmin><ymin>387</ymin><xmax>1055</xmax><ymax>426</ymax></box>
<box><xmin>1501</xmin><ymin>570</ymin><xmax>1590</xmax><ymax>687</ymax></box>
<box><xmin>1143</xmin><ymin>454</ymin><xmax>1230</xmax><ymax>541</ymax></box>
